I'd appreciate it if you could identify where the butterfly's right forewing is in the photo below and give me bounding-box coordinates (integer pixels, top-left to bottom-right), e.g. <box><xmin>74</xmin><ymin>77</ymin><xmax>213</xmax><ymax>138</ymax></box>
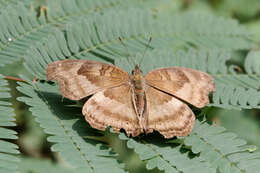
<box><xmin>145</xmin><ymin>67</ymin><xmax>215</xmax><ymax>108</ymax></box>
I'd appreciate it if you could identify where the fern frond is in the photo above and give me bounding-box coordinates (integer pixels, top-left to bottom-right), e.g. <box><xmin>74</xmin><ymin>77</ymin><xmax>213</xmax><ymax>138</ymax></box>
<box><xmin>22</xmin><ymin>8</ymin><xmax>252</xmax><ymax>75</ymax></box>
<box><xmin>185</xmin><ymin>120</ymin><xmax>260</xmax><ymax>173</ymax></box>
<box><xmin>212</xmin><ymin>50</ymin><xmax>260</xmax><ymax>109</ymax></box>
<box><xmin>62</xmin><ymin>9</ymin><xmax>253</xmax><ymax>54</ymax></box>
<box><xmin>0</xmin><ymin>1</ymin><xmax>156</xmax><ymax>67</ymax></box>
<box><xmin>19</xmin><ymin>157</ymin><xmax>73</xmax><ymax>173</ymax></box>
<box><xmin>0</xmin><ymin>0</ymin><xmax>253</xmax><ymax>68</ymax></box>
<box><xmin>0</xmin><ymin>0</ymin><xmax>28</xmax><ymax>10</ymax></box>
<box><xmin>216</xmin><ymin>109</ymin><xmax>260</xmax><ymax>147</ymax></box>
<box><xmin>0</xmin><ymin>2</ymin><xmax>54</xmax><ymax>67</ymax></box>
<box><xmin>47</xmin><ymin>0</ymin><xmax>124</xmax><ymax>23</ymax></box>
<box><xmin>118</xmin><ymin>119</ymin><xmax>260</xmax><ymax>173</ymax></box>
<box><xmin>118</xmin><ymin>133</ymin><xmax>215</xmax><ymax>173</ymax></box>
<box><xmin>46</xmin><ymin>0</ymin><xmax>177</xmax><ymax>25</ymax></box>
<box><xmin>211</xmin><ymin>82</ymin><xmax>260</xmax><ymax>109</ymax></box>
<box><xmin>0</xmin><ymin>75</ymin><xmax>20</xmax><ymax>173</ymax></box>
<box><xmin>17</xmin><ymin>81</ymin><xmax>126</xmax><ymax>173</ymax></box>
<box><xmin>244</xmin><ymin>50</ymin><xmax>260</xmax><ymax>74</ymax></box>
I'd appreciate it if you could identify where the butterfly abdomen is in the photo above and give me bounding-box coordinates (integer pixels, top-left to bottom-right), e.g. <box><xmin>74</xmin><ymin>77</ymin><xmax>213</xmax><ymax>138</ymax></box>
<box><xmin>132</xmin><ymin>75</ymin><xmax>147</xmax><ymax>131</ymax></box>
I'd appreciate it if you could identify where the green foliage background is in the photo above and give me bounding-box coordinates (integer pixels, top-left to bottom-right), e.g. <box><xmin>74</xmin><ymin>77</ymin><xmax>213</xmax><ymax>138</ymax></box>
<box><xmin>1</xmin><ymin>0</ymin><xmax>260</xmax><ymax>173</ymax></box>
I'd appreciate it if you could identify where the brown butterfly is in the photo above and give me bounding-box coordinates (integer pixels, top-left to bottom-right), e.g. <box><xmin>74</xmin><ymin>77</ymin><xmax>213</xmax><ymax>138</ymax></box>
<box><xmin>46</xmin><ymin>59</ymin><xmax>215</xmax><ymax>138</ymax></box>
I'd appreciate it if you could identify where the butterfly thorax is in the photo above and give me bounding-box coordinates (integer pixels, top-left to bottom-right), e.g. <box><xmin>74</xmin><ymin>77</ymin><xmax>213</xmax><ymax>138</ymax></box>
<box><xmin>131</xmin><ymin>65</ymin><xmax>146</xmax><ymax>126</ymax></box>
<box><xmin>131</xmin><ymin>65</ymin><xmax>145</xmax><ymax>92</ymax></box>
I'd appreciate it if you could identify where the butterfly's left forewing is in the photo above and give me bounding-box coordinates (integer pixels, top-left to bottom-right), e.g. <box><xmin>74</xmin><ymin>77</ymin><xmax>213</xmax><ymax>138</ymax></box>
<box><xmin>46</xmin><ymin>60</ymin><xmax>129</xmax><ymax>100</ymax></box>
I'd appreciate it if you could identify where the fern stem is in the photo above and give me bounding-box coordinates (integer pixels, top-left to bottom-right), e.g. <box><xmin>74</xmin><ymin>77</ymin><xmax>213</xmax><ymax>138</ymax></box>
<box><xmin>4</xmin><ymin>76</ymin><xmax>26</xmax><ymax>82</ymax></box>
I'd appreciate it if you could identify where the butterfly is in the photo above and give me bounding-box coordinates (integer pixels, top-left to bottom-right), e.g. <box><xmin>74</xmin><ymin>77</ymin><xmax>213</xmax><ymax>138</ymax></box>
<box><xmin>46</xmin><ymin>59</ymin><xmax>215</xmax><ymax>138</ymax></box>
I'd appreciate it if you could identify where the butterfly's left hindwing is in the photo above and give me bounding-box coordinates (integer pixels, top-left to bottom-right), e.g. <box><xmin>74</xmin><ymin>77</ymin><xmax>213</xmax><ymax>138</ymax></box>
<box><xmin>83</xmin><ymin>84</ymin><xmax>142</xmax><ymax>137</ymax></box>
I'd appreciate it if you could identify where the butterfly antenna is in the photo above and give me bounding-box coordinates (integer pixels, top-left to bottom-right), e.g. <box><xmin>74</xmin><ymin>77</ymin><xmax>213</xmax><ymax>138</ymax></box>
<box><xmin>139</xmin><ymin>37</ymin><xmax>152</xmax><ymax>68</ymax></box>
<box><xmin>118</xmin><ymin>37</ymin><xmax>133</xmax><ymax>69</ymax></box>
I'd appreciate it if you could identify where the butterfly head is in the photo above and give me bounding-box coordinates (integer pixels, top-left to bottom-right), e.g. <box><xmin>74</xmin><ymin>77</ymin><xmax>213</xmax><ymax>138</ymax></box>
<box><xmin>132</xmin><ymin>64</ymin><xmax>143</xmax><ymax>77</ymax></box>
